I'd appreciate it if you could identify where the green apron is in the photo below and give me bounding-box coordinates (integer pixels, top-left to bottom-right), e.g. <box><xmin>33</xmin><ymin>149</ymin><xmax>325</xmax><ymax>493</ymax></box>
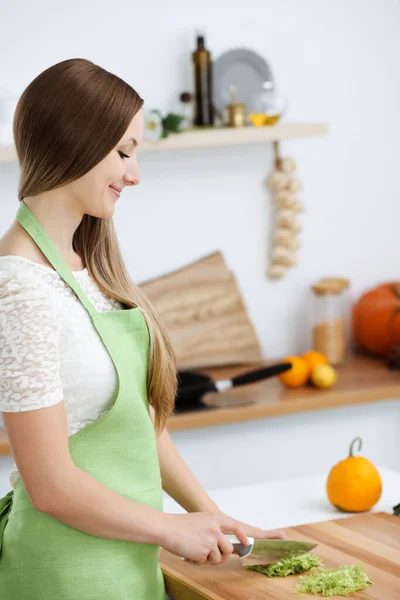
<box><xmin>0</xmin><ymin>200</ymin><xmax>167</xmax><ymax>599</ymax></box>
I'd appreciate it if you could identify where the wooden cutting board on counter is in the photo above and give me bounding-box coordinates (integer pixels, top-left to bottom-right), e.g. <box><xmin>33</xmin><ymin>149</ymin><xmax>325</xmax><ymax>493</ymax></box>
<box><xmin>160</xmin><ymin>512</ymin><xmax>400</xmax><ymax>600</ymax></box>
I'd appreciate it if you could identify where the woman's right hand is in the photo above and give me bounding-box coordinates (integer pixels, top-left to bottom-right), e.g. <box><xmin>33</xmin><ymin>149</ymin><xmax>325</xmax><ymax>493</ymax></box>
<box><xmin>159</xmin><ymin>512</ymin><xmax>250</xmax><ymax>566</ymax></box>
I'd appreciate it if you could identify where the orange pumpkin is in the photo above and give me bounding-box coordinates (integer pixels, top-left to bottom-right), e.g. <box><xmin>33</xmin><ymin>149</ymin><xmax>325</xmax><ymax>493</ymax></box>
<box><xmin>326</xmin><ymin>437</ymin><xmax>382</xmax><ymax>512</ymax></box>
<box><xmin>353</xmin><ymin>283</ymin><xmax>400</xmax><ymax>356</ymax></box>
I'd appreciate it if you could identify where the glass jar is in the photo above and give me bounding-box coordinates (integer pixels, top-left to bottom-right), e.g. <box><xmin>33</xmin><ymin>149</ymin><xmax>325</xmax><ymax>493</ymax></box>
<box><xmin>249</xmin><ymin>81</ymin><xmax>288</xmax><ymax>126</ymax></box>
<box><xmin>309</xmin><ymin>278</ymin><xmax>351</xmax><ymax>366</ymax></box>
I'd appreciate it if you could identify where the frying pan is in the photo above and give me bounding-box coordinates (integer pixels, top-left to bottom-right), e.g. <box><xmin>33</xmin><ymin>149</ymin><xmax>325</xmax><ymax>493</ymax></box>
<box><xmin>174</xmin><ymin>362</ymin><xmax>291</xmax><ymax>413</ymax></box>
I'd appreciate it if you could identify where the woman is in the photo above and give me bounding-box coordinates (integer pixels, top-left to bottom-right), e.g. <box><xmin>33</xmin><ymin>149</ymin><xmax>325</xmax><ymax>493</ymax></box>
<box><xmin>0</xmin><ymin>58</ymin><xmax>285</xmax><ymax>599</ymax></box>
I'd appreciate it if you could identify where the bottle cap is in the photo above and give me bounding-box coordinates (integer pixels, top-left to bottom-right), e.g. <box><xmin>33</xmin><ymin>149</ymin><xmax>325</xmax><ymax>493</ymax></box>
<box><xmin>196</xmin><ymin>31</ymin><xmax>205</xmax><ymax>46</ymax></box>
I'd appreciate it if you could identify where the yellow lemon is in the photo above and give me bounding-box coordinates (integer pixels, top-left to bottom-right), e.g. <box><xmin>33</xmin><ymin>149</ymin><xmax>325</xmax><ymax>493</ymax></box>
<box><xmin>311</xmin><ymin>365</ymin><xmax>336</xmax><ymax>389</ymax></box>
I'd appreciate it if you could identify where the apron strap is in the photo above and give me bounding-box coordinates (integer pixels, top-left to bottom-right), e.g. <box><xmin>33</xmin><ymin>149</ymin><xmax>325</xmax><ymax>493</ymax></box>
<box><xmin>16</xmin><ymin>201</ymin><xmax>97</xmax><ymax>319</ymax></box>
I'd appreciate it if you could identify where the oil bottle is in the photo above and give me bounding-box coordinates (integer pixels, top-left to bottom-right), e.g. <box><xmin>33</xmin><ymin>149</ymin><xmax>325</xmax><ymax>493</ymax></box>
<box><xmin>192</xmin><ymin>33</ymin><xmax>214</xmax><ymax>126</ymax></box>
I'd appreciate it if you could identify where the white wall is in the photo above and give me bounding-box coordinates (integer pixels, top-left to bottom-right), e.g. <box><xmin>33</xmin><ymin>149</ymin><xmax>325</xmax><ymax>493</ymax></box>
<box><xmin>168</xmin><ymin>399</ymin><xmax>400</xmax><ymax>491</ymax></box>
<box><xmin>1</xmin><ymin>398</ymin><xmax>399</xmax><ymax>496</ymax></box>
<box><xmin>1</xmin><ymin>0</ymin><xmax>400</xmax><ymax>357</ymax></box>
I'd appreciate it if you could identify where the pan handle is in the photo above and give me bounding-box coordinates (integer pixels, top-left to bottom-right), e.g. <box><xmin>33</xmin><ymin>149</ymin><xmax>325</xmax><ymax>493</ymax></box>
<box><xmin>231</xmin><ymin>363</ymin><xmax>292</xmax><ymax>387</ymax></box>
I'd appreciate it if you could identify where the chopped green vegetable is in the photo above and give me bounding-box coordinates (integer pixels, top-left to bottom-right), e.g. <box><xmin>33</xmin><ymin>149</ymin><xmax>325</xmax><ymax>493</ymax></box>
<box><xmin>294</xmin><ymin>563</ymin><xmax>374</xmax><ymax>596</ymax></box>
<box><xmin>245</xmin><ymin>552</ymin><xmax>322</xmax><ymax>577</ymax></box>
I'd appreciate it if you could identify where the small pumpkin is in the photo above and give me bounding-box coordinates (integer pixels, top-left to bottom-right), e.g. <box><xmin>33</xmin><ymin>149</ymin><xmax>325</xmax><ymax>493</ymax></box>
<box><xmin>352</xmin><ymin>283</ymin><xmax>400</xmax><ymax>357</ymax></box>
<box><xmin>326</xmin><ymin>437</ymin><xmax>382</xmax><ymax>512</ymax></box>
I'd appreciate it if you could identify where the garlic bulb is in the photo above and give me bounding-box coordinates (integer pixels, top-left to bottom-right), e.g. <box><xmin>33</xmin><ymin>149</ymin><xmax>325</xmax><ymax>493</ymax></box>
<box><xmin>275</xmin><ymin>191</ymin><xmax>295</xmax><ymax>208</ymax></box>
<box><xmin>273</xmin><ymin>227</ymin><xmax>293</xmax><ymax>247</ymax></box>
<box><xmin>276</xmin><ymin>209</ymin><xmax>295</xmax><ymax>228</ymax></box>
<box><xmin>268</xmin><ymin>264</ymin><xmax>287</xmax><ymax>279</ymax></box>
<box><xmin>292</xmin><ymin>199</ymin><xmax>304</xmax><ymax>212</ymax></box>
<box><xmin>280</xmin><ymin>156</ymin><xmax>296</xmax><ymax>174</ymax></box>
<box><xmin>271</xmin><ymin>246</ymin><xmax>292</xmax><ymax>265</ymax></box>
<box><xmin>289</xmin><ymin>237</ymin><xmax>301</xmax><ymax>251</ymax></box>
<box><xmin>268</xmin><ymin>171</ymin><xmax>289</xmax><ymax>191</ymax></box>
<box><xmin>292</xmin><ymin>218</ymin><xmax>303</xmax><ymax>233</ymax></box>
<box><xmin>286</xmin><ymin>252</ymin><xmax>298</xmax><ymax>267</ymax></box>
<box><xmin>286</xmin><ymin>177</ymin><xmax>303</xmax><ymax>194</ymax></box>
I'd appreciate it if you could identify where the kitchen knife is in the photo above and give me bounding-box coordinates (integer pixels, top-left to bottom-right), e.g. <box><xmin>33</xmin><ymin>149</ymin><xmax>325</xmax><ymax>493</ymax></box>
<box><xmin>226</xmin><ymin>535</ymin><xmax>318</xmax><ymax>566</ymax></box>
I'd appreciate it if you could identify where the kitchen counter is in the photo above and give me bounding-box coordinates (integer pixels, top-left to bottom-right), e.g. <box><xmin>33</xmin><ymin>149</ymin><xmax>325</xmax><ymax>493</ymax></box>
<box><xmin>167</xmin><ymin>354</ymin><xmax>400</xmax><ymax>432</ymax></box>
<box><xmin>162</xmin><ymin>467</ymin><xmax>400</xmax><ymax>530</ymax></box>
<box><xmin>161</xmin><ymin>468</ymin><xmax>400</xmax><ymax>599</ymax></box>
<box><xmin>161</xmin><ymin>511</ymin><xmax>400</xmax><ymax>600</ymax></box>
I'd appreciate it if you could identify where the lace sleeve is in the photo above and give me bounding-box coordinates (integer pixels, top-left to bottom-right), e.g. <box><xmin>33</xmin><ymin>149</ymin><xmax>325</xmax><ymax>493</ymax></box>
<box><xmin>0</xmin><ymin>272</ymin><xmax>63</xmax><ymax>412</ymax></box>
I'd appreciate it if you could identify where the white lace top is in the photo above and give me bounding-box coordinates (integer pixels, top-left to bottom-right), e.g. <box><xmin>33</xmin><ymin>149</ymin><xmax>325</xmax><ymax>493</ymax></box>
<box><xmin>0</xmin><ymin>255</ymin><xmax>124</xmax><ymax>489</ymax></box>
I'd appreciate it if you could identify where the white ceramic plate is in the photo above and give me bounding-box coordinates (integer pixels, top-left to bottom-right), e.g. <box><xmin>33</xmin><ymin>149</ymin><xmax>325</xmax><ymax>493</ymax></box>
<box><xmin>213</xmin><ymin>48</ymin><xmax>274</xmax><ymax>115</ymax></box>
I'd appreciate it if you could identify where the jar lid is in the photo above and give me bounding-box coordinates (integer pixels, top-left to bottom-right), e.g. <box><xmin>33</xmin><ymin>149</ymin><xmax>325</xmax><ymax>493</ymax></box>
<box><xmin>311</xmin><ymin>281</ymin><xmax>344</xmax><ymax>296</ymax></box>
<box><xmin>318</xmin><ymin>277</ymin><xmax>350</xmax><ymax>290</ymax></box>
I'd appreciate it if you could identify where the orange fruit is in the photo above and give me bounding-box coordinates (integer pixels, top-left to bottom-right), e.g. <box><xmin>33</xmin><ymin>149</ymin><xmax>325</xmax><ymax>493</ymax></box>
<box><xmin>302</xmin><ymin>350</ymin><xmax>329</xmax><ymax>375</ymax></box>
<box><xmin>279</xmin><ymin>355</ymin><xmax>310</xmax><ymax>388</ymax></box>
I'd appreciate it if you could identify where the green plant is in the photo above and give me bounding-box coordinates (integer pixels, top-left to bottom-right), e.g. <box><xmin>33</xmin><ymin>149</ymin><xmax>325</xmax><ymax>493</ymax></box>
<box><xmin>152</xmin><ymin>110</ymin><xmax>185</xmax><ymax>139</ymax></box>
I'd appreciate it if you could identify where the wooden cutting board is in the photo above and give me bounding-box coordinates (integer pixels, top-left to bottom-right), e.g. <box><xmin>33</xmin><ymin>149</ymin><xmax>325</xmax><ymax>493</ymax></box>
<box><xmin>160</xmin><ymin>512</ymin><xmax>400</xmax><ymax>599</ymax></box>
<box><xmin>140</xmin><ymin>251</ymin><xmax>262</xmax><ymax>369</ymax></box>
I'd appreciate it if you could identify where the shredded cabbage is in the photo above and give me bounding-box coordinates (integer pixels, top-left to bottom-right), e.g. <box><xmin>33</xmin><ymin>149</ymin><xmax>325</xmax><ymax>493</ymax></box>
<box><xmin>245</xmin><ymin>552</ymin><xmax>322</xmax><ymax>577</ymax></box>
<box><xmin>246</xmin><ymin>554</ymin><xmax>374</xmax><ymax>597</ymax></box>
<box><xmin>294</xmin><ymin>563</ymin><xmax>374</xmax><ymax>596</ymax></box>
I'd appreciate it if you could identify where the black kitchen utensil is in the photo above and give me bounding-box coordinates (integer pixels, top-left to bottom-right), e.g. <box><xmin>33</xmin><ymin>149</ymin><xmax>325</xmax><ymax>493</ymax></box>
<box><xmin>174</xmin><ymin>362</ymin><xmax>292</xmax><ymax>413</ymax></box>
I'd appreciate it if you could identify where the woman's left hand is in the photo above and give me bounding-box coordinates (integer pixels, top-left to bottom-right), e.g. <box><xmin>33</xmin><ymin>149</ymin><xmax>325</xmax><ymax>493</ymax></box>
<box><xmin>218</xmin><ymin>512</ymin><xmax>288</xmax><ymax>541</ymax></box>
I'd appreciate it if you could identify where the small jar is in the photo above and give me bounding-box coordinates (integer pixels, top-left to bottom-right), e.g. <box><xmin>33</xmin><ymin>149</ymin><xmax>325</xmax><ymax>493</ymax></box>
<box><xmin>309</xmin><ymin>278</ymin><xmax>351</xmax><ymax>366</ymax></box>
<box><xmin>228</xmin><ymin>103</ymin><xmax>247</xmax><ymax>127</ymax></box>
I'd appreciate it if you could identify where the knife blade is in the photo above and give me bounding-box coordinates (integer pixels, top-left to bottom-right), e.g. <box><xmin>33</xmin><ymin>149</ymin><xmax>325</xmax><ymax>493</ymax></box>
<box><xmin>225</xmin><ymin>535</ymin><xmax>318</xmax><ymax>566</ymax></box>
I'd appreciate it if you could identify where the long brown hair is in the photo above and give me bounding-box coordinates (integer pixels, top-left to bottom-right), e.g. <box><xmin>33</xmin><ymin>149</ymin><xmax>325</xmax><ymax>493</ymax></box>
<box><xmin>13</xmin><ymin>58</ymin><xmax>177</xmax><ymax>434</ymax></box>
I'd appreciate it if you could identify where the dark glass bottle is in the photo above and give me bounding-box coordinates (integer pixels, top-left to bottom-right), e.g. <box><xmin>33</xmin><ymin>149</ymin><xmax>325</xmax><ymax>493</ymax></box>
<box><xmin>192</xmin><ymin>34</ymin><xmax>214</xmax><ymax>126</ymax></box>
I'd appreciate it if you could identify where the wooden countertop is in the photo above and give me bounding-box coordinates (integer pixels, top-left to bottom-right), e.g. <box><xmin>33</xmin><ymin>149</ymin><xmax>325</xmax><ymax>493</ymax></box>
<box><xmin>1</xmin><ymin>354</ymin><xmax>400</xmax><ymax>455</ymax></box>
<box><xmin>160</xmin><ymin>512</ymin><xmax>400</xmax><ymax>599</ymax></box>
<box><xmin>167</xmin><ymin>353</ymin><xmax>400</xmax><ymax>432</ymax></box>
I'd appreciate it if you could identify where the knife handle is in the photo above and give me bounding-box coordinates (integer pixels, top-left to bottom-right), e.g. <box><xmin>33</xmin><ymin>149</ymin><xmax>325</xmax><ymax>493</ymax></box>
<box><xmin>224</xmin><ymin>534</ymin><xmax>254</xmax><ymax>558</ymax></box>
<box><xmin>231</xmin><ymin>363</ymin><xmax>292</xmax><ymax>387</ymax></box>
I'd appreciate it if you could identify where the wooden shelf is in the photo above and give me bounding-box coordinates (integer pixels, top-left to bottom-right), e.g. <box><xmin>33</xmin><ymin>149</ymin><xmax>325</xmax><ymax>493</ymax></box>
<box><xmin>0</xmin><ymin>122</ymin><xmax>327</xmax><ymax>163</ymax></box>
<box><xmin>0</xmin><ymin>145</ymin><xmax>18</xmax><ymax>163</ymax></box>
<box><xmin>1</xmin><ymin>354</ymin><xmax>399</xmax><ymax>455</ymax></box>
<box><xmin>140</xmin><ymin>122</ymin><xmax>328</xmax><ymax>152</ymax></box>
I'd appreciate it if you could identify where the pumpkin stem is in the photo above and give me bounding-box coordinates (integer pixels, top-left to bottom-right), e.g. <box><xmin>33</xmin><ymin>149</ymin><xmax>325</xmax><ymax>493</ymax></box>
<box><xmin>349</xmin><ymin>437</ymin><xmax>362</xmax><ymax>457</ymax></box>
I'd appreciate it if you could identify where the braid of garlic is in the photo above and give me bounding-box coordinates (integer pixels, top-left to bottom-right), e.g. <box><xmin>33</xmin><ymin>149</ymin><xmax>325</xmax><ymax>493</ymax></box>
<box><xmin>267</xmin><ymin>141</ymin><xmax>303</xmax><ymax>279</ymax></box>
